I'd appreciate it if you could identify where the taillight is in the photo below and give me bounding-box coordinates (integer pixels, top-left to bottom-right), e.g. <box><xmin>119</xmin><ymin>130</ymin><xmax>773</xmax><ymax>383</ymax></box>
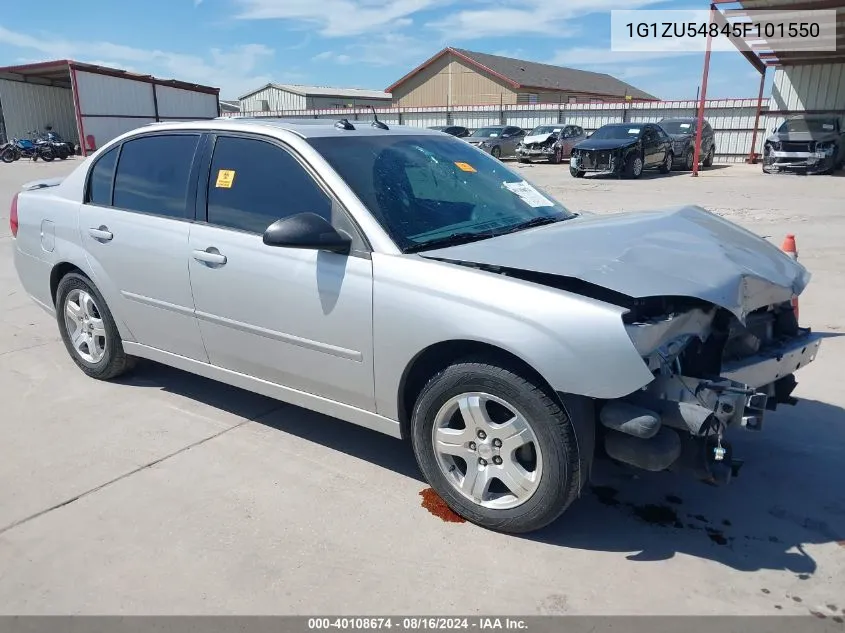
<box><xmin>9</xmin><ymin>192</ymin><xmax>19</xmax><ymax>238</ymax></box>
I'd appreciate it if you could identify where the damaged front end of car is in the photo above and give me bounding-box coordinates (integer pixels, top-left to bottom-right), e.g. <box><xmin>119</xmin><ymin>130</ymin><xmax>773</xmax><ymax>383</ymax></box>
<box><xmin>610</xmin><ymin>296</ymin><xmax>821</xmax><ymax>485</ymax></box>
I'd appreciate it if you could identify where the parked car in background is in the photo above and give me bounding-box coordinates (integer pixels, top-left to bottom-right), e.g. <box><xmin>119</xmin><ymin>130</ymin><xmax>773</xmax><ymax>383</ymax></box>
<box><xmin>570</xmin><ymin>122</ymin><xmax>673</xmax><ymax>179</ymax></box>
<box><xmin>10</xmin><ymin>119</ymin><xmax>821</xmax><ymax>535</ymax></box>
<box><xmin>428</xmin><ymin>125</ymin><xmax>471</xmax><ymax>138</ymax></box>
<box><xmin>516</xmin><ymin>124</ymin><xmax>587</xmax><ymax>164</ymax></box>
<box><xmin>762</xmin><ymin>115</ymin><xmax>845</xmax><ymax>175</ymax></box>
<box><xmin>464</xmin><ymin>125</ymin><xmax>525</xmax><ymax>159</ymax></box>
<box><xmin>658</xmin><ymin>117</ymin><xmax>716</xmax><ymax>170</ymax></box>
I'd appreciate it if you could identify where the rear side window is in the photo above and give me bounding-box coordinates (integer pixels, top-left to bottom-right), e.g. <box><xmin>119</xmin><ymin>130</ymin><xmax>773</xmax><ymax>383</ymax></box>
<box><xmin>113</xmin><ymin>134</ymin><xmax>200</xmax><ymax>219</ymax></box>
<box><xmin>87</xmin><ymin>146</ymin><xmax>119</xmax><ymax>206</ymax></box>
<box><xmin>205</xmin><ymin>136</ymin><xmax>332</xmax><ymax>234</ymax></box>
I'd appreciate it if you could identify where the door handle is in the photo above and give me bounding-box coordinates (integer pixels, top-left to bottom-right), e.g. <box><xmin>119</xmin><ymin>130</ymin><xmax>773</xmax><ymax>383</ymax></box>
<box><xmin>88</xmin><ymin>226</ymin><xmax>113</xmax><ymax>241</ymax></box>
<box><xmin>192</xmin><ymin>248</ymin><xmax>227</xmax><ymax>266</ymax></box>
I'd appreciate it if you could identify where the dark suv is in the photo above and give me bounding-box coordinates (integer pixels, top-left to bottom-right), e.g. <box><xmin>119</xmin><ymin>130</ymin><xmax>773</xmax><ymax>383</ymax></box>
<box><xmin>658</xmin><ymin>117</ymin><xmax>717</xmax><ymax>170</ymax></box>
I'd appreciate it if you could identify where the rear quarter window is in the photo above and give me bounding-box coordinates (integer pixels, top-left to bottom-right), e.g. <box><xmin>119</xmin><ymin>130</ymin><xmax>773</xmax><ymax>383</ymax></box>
<box><xmin>112</xmin><ymin>134</ymin><xmax>200</xmax><ymax>219</ymax></box>
<box><xmin>86</xmin><ymin>146</ymin><xmax>119</xmax><ymax>206</ymax></box>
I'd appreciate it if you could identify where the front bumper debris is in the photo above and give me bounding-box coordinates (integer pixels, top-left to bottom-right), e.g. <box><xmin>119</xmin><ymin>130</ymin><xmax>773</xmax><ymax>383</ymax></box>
<box><xmin>571</xmin><ymin>151</ymin><xmax>619</xmax><ymax>174</ymax></box>
<box><xmin>765</xmin><ymin>150</ymin><xmax>835</xmax><ymax>174</ymax></box>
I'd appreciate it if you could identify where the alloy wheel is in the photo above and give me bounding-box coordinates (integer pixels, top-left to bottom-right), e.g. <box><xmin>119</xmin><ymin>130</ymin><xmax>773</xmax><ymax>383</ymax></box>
<box><xmin>633</xmin><ymin>156</ymin><xmax>643</xmax><ymax>176</ymax></box>
<box><xmin>64</xmin><ymin>288</ymin><xmax>108</xmax><ymax>363</ymax></box>
<box><xmin>431</xmin><ymin>392</ymin><xmax>543</xmax><ymax>510</ymax></box>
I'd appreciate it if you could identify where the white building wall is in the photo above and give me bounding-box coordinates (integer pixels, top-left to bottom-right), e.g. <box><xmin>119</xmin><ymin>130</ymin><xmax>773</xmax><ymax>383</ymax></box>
<box><xmin>156</xmin><ymin>85</ymin><xmax>219</xmax><ymax>118</ymax></box>
<box><xmin>240</xmin><ymin>86</ymin><xmax>305</xmax><ymax>112</ymax></box>
<box><xmin>772</xmin><ymin>64</ymin><xmax>845</xmax><ymax>112</ymax></box>
<box><xmin>75</xmin><ymin>71</ymin><xmax>155</xmax><ymax>117</ymax></box>
<box><xmin>0</xmin><ymin>79</ymin><xmax>77</xmax><ymax>143</ymax></box>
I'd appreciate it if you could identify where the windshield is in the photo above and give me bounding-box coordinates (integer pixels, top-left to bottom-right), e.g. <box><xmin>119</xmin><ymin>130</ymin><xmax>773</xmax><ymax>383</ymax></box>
<box><xmin>469</xmin><ymin>127</ymin><xmax>504</xmax><ymax>138</ymax></box>
<box><xmin>590</xmin><ymin>125</ymin><xmax>643</xmax><ymax>140</ymax></box>
<box><xmin>307</xmin><ymin>135</ymin><xmax>575</xmax><ymax>252</ymax></box>
<box><xmin>528</xmin><ymin>126</ymin><xmax>560</xmax><ymax>136</ymax></box>
<box><xmin>778</xmin><ymin>118</ymin><xmax>838</xmax><ymax>134</ymax></box>
<box><xmin>660</xmin><ymin>120</ymin><xmax>696</xmax><ymax>135</ymax></box>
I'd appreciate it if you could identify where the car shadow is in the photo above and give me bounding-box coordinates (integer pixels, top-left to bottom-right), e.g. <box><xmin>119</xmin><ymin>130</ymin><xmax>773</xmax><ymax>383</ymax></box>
<box><xmin>117</xmin><ymin>357</ymin><xmax>845</xmax><ymax>574</ymax></box>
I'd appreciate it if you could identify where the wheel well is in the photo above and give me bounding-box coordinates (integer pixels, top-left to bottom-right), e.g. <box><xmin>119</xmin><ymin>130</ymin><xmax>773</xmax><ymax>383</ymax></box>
<box><xmin>397</xmin><ymin>340</ymin><xmax>558</xmax><ymax>441</ymax></box>
<box><xmin>50</xmin><ymin>262</ymin><xmax>84</xmax><ymax>305</ymax></box>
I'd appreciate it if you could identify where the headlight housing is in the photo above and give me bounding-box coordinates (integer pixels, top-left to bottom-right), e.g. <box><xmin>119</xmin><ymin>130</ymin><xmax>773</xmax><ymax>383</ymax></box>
<box><xmin>816</xmin><ymin>141</ymin><xmax>836</xmax><ymax>156</ymax></box>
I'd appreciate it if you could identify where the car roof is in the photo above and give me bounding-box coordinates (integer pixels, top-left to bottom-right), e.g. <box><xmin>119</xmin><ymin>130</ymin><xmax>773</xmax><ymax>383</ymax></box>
<box><xmin>660</xmin><ymin>117</ymin><xmax>701</xmax><ymax>122</ymax></box>
<box><xmin>142</xmin><ymin>117</ymin><xmax>446</xmax><ymax>139</ymax></box>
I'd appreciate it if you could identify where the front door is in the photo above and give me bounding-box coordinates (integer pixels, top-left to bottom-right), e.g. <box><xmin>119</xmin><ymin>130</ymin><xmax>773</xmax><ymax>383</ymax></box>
<box><xmin>78</xmin><ymin>133</ymin><xmax>208</xmax><ymax>361</ymax></box>
<box><xmin>187</xmin><ymin>134</ymin><xmax>375</xmax><ymax>411</ymax></box>
<box><xmin>641</xmin><ymin>126</ymin><xmax>661</xmax><ymax>166</ymax></box>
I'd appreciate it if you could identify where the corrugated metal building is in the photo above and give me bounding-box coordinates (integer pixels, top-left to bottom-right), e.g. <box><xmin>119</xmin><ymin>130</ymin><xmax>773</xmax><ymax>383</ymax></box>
<box><xmin>0</xmin><ymin>60</ymin><xmax>220</xmax><ymax>155</ymax></box>
<box><xmin>387</xmin><ymin>48</ymin><xmax>659</xmax><ymax>108</ymax></box>
<box><xmin>239</xmin><ymin>83</ymin><xmax>392</xmax><ymax>112</ymax></box>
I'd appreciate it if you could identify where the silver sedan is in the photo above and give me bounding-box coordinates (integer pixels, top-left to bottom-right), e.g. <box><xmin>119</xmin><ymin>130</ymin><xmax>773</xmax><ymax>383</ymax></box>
<box><xmin>11</xmin><ymin>118</ymin><xmax>821</xmax><ymax>533</ymax></box>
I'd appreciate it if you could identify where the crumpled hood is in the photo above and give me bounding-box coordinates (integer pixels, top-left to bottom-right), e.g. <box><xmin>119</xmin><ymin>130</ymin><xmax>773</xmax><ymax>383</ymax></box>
<box><xmin>420</xmin><ymin>205</ymin><xmax>810</xmax><ymax>322</ymax></box>
<box><xmin>574</xmin><ymin>138</ymin><xmax>637</xmax><ymax>151</ymax></box>
<box><xmin>522</xmin><ymin>133</ymin><xmax>556</xmax><ymax>145</ymax></box>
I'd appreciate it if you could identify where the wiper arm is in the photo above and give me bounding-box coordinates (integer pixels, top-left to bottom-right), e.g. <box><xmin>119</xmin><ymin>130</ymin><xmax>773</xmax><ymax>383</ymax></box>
<box><xmin>404</xmin><ymin>230</ymin><xmax>494</xmax><ymax>253</ymax></box>
<box><xmin>496</xmin><ymin>215</ymin><xmax>564</xmax><ymax>235</ymax></box>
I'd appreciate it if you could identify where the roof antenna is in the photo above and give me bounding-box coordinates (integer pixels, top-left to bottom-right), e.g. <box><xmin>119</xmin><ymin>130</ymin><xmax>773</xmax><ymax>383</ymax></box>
<box><xmin>335</xmin><ymin>118</ymin><xmax>355</xmax><ymax>130</ymax></box>
<box><xmin>370</xmin><ymin>106</ymin><xmax>389</xmax><ymax>130</ymax></box>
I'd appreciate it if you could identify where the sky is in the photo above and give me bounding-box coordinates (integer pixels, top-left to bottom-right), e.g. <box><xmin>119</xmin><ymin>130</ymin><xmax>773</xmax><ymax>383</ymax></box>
<box><xmin>0</xmin><ymin>0</ymin><xmax>774</xmax><ymax>101</ymax></box>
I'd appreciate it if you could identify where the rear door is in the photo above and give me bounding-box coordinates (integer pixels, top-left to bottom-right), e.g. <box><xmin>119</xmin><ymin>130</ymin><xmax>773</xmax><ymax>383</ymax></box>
<box><xmin>186</xmin><ymin>133</ymin><xmax>375</xmax><ymax>410</ymax></box>
<box><xmin>78</xmin><ymin>133</ymin><xmax>208</xmax><ymax>361</ymax></box>
<box><xmin>641</xmin><ymin>125</ymin><xmax>662</xmax><ymax>166</ymax></box>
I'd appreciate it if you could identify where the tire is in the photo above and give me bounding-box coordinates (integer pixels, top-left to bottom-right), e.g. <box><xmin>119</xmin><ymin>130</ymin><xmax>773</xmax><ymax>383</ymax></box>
<box><xmin>55</xmin><ymin>273</ymin><xmax>135</xmax><ymax>380</ymax></box>
<box><xmin>491</xmin><ymin>146</ymin><xmax>501</xmax><ymax>160</ymax></box>
<box><xmin>518</xmin><ymin>157</ymin><xmax>530</xmax><ymax>164</ymax></box>
<box><xmin>57</xmin><ymin>145</ymin><xmax>70</xmax><ymax>160</ymax></box>
<box><xmin>569</xmin><ymin>166</ymin><xmax>585</xmax><ymax>178</ymax></box>
<box><xmin>39</xmin><ymin>147</ymin><xmax>55</xmax><ymax>162</ymax></box>
<box><xmin>0</xmin><ymin>147</ymin><xmax>17</xmax><ymax>163</ymax></box>
<box><xmin>549</xmin><ymin>148</ymin><xmax>562</xmax><ymax>164</ymax></box>
<box><xmin>659</xmin><ymin>151</ymin><xmax>673</xmax><ymax>174</ymax></box>
<box><xmin>624</xmin><ymin>153</ymin><xmax>644</xmax><ymax>179</ymax></box>
<box><xmin>703</xmin><ymin>147</ymin><xmax>715</xmax><ymax>167</ymax></box>
<box><xmin>411</xmin><ymin>359</ymin><xmax>583</xmax><ymax>533</ymax></box>
<box><xmin>684</xmin><ymin>148</ymin><xmax>695</xmax><ymax>171</ymax></box>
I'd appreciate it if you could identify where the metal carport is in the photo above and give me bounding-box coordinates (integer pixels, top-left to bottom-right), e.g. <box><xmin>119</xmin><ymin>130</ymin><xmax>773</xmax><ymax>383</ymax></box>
<box><xmin>693</xmin><ymin>0</ymin><xmax>845</xmax><ymax>175</ymax></box>
<box><xmin>0</xmin><ymin>60</ymin><xmax>221</xmax><ymax>156</ymax></box>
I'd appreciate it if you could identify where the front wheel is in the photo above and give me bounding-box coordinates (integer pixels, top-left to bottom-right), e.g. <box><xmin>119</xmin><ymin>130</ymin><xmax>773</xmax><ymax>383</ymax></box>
<box><xmin>0</xmin><ymin>147</ymin><xmax>18</xmax><ymax>163</ymax></box>
<box><xmin>39</xmin><ymin>147</ymin><xmax>55</xmax><ymax>162</ymax></box>
<box><xmin>491</xmin><ymin>146</ymin><xmax>502</xmax><ymax>160</ymax></box>
<box><xmin>624</xmin><ymin>153</ymin><xmax>644</xmax><ymax>179</ymax></box>
<box><xmin>55</xmin><ymin>273</ymin><xmax>135</xmax><ymax>380</ymax></box>
<box><xmin>569</xmin><ymin>166</ymin><xmax>585</xmax><ymax>178</ymax></box>
<box><xmin>549</xmin><ymin>148</ymin><xmax>562</xmax><ymax>164</ymax></box>
<box><xmin>703</xmin><ymin>147</ymin><xmax>715</xmax><ymax>167</ymax></box>
<box><xmin>411</xmin><ymin>360</ymin><xmax>583</xmax><ymax>533</ymax></box>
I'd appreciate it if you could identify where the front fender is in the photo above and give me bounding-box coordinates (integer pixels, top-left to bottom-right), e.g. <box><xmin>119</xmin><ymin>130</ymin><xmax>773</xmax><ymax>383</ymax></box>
<box><xmin>372</xmin><ymin>254</ymin><xmax>654</xmax><ymax>420</ymax></box>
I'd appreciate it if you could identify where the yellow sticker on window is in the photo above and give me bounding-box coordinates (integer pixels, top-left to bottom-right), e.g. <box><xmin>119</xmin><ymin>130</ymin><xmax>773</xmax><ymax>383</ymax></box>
<box><xmin>215</xmin><ymin>169</ymin><xmax>236</xmax><ymax>188</ymax></box>
<box><xmin>455</xmin><ymin>162</ymin><xmax>477</xmax><ymax>173</ymax></box>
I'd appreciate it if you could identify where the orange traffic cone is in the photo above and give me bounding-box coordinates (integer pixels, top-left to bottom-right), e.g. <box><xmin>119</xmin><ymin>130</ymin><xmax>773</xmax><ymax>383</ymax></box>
<box><xmin>781</xmin><ymin>234</ymin><xmax>799</xmax><ymax>321</ymax></box>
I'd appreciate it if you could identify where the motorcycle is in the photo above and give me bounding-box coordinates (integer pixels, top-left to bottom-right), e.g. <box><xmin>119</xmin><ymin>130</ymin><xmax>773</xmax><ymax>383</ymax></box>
<box><xmin>43</xmin><ymin>126</ymin><xmax>76</xmax><ymax>159</ymax></box>
<box><xmin>31</xmin><ymin>129</ymin><xmax>67</xmax><ymax>160</ymax></box>
<box><xmin>1</xmin><ymin>136</ymin><xmax>55</xmax><ymax>162</ymax></box>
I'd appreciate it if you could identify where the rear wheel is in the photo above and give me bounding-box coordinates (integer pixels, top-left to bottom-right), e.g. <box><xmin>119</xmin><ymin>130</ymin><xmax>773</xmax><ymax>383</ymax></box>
<box><xmin>703</xmin><ymin>147</ymin><xmax>715</xmax><ymax>167</ymax></box>
<box><xmin>659</xmin><ymin>151</ymin><xmax>673</xmax><ymax>174</ymax></box>
<box><xmin>411</xmin><ymin>359</ymin><xmax>583</xmax><ymax>533</ymax></box>
<box><xmin>55</xmin><ymin>273</ymin><xmax>135</xmax><ymax>380</ymax></box>
<box><xmin>684</xmin><ymin>148</ymin><xmax>695</xmax><ymax>171</ymax></box>
<box><xmin>491</xmin><ymin>146</ymin><xmax>502</xmax><ymax>160</ymax></box>
<box><xmin>39</xmin><ymin>146</ymin><xmax>55</xmax><ymax>162</ymax></box>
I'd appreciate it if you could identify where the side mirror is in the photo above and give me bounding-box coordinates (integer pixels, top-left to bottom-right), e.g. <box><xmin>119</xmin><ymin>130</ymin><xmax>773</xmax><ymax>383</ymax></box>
<box><xmin>263</xmin><ymin>212</ymin><xmax>352</xmax><ymax>254</ymax></box>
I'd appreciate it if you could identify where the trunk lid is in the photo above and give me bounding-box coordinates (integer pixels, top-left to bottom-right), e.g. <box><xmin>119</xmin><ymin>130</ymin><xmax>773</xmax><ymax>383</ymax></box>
<box><xmin>420</xmin><ymin>205</ymin><xmax>809</xmax><ymax>321</ymax></box>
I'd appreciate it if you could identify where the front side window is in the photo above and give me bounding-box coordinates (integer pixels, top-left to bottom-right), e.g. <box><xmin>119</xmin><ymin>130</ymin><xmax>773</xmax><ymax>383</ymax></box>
<box><xmin>113</xmin><ymin>134</ymin><xmax>200</xmax><ymax>218</ymax></box>
<box><xmin>308</xmin><ymin>135</ymin><xmax>575</xmax><ymax>253</ymax></box>
<box><xmin>206</xmin><ymin>136</ymin><xmax>332</xmax><ymax>234</ymax></box>
<box><xmin>87</xmin><ymin>146</ymin><xmax>119</xmax><ymax>206</ymax></box>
